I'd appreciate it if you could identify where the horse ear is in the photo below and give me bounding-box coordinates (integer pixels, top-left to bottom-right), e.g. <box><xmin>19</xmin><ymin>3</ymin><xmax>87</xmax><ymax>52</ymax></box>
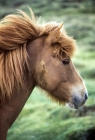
<box><xmin>46</xmin><ymin>22</ymin><xmax>63</xmax><ymax>43</ymax></box>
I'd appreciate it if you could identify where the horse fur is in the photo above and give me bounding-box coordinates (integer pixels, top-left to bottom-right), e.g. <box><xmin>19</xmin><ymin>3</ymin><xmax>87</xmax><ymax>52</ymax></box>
<box><xmin>0</xmin><ymin>9</ymin><xmax>88</xmax><ymax>140</ymax></box>
<box><xmin>0</xmin><ymin>9</ymin><xmax>76</xmax><ymax>102</ymax></box>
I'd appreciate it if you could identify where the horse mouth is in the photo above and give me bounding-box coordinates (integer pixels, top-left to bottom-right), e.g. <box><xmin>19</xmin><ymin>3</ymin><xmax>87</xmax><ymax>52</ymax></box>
<box><xmin>67</xmin><ymin>102</ymin><xmax>80</xmax><ymax>109</ymax></box>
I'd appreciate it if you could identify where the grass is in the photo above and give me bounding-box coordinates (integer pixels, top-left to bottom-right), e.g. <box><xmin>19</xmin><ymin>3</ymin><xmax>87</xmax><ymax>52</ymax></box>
<box><xmin>7</xmin><ymin>90</ymin><xmax>95</xmax><ymax>140</ymax></box>
<box><xmin>0</xmin><ymin>0</ymin><xmax>94</xmax><ymax>140</ymax></box>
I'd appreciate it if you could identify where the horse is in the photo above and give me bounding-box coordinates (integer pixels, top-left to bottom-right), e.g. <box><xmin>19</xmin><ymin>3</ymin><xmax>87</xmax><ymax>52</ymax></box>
<box><xmin>0</xmin><ymin>8</ymin><xmax>88</xmax><ymax>140</ymax></box>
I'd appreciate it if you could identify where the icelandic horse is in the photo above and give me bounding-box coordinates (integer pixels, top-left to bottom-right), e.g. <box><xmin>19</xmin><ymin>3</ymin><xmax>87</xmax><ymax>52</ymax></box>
<box><xmin>0</xmin><ymin>9</ymin><xmax>88</xmax><ymax>140</ymax></box>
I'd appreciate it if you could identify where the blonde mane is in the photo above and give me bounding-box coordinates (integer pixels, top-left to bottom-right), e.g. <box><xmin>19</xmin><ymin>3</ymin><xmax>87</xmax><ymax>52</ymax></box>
<box><xmin>0</xmin><ymin>9</ymin><xmax>76</xmax><ymax>102</ymax></box>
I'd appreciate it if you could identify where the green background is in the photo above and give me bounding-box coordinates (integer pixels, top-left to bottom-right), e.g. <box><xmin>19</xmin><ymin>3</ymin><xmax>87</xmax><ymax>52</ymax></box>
<box><xmin>0</xmin><ymin>0</ymin><xmax>95</xmax><ymax>140</ymax></box>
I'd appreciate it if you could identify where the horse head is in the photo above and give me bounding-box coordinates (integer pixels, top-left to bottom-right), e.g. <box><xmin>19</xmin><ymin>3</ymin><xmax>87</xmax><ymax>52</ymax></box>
<box><xmin>29</xmin><ymin>22</ymin><xmax>88</xmax><ymax>109</ymax></box>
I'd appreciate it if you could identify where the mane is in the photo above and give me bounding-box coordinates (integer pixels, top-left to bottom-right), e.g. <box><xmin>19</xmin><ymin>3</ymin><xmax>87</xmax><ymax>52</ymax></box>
<box><xmin>0</xmin><ymin>9</ymin><xmax>76</xmax><ymax>102</ymax></box>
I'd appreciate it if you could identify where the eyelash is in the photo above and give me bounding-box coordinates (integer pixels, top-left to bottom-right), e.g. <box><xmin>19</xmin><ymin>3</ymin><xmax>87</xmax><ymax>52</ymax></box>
<box><xmin>62</xmin><ymin>59</ymin><xmax>70</xmax><ymax>65</ymax></box>
<box><xmin>52</xmin><ymin>53</ymin><xmax>70</xmax><ymax>65</ymax></box>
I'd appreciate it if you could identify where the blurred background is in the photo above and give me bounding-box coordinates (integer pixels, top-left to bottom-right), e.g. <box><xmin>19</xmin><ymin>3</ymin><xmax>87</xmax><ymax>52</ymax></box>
<box><xmin>0</xmin><ymin>0</ymin><xmax>95</xmax><ymax>140</ymax></box>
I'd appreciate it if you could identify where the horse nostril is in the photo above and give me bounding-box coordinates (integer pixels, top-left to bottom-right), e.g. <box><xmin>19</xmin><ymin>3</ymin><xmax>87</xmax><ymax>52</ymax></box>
<box><xmin>73</xmin><ymin>97</ymin><xmax>80</xmax><ymax>104</ymax></box>
<box><xmin>72</xmin><ymin>94</ymin><xmax>88</xmax><ymax>109</ymax></box>
<box><xmin>84</xmin><ymin>93</ymin><xmax>88</xmax><ymax>100</ymax></box>
<box><xmin>74</xmin><ymin>98</ymin><xmax>77</xmax><ymax>102</ymax></box>
<box><xmin>73</xmin><ymin>97</ymin><xmax>80</xmax><ymax>109</ymax></box>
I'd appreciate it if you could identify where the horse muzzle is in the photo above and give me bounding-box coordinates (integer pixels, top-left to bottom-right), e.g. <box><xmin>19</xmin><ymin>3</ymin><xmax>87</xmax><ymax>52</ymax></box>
<box><xmin>68</xmin><ymin>93</ymin><xmax>88</xmax><ymax>109</ymax></box>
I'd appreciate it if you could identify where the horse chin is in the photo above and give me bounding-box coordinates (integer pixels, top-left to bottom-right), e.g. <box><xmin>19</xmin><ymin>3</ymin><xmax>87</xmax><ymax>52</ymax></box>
<box><xmin>44</xmin><ymin>91</ymin><xmax>67</xmax><ymax>106</ymax></box>
<box><xmin>39</xmin><ymin>88</ymin><xmax>68</xmax><ymax>106</ymax></box>
<box><xmin>48</xmin><ymin>94</ymin><xmax>67</xmax><ymax>106</ymax></box>
<box><xmin>67</xmin><ymin>102</ymin><xmax>79</xmax><ymax>110</ymax></box>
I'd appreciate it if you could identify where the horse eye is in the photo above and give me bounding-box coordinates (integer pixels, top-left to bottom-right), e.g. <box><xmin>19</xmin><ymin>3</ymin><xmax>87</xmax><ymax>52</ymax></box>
<box><xmin>62</xmin><ymin>59</ymin><xmax>70</xmax><ymax>65</ymax></box>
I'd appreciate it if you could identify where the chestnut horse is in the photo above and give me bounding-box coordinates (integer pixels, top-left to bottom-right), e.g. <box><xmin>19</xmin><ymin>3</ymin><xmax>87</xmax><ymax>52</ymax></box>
<box><xmin>0</xmin><ymin>9</ymin><xmax>88</xmax><ymax>140</ymax></box>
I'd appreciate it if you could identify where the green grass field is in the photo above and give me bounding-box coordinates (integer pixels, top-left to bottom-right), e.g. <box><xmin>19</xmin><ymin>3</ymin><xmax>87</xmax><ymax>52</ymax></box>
<box><xmin>0</xmin><ymin>1</ymin><xmax>95</xmax><ymax>140</ymax></box>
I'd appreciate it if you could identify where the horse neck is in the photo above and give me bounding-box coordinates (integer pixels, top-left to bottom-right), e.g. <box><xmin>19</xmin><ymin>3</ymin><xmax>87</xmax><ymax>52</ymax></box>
<box><xmin>0</xmin><ymin>38</ymin><xmax>46</xmax><ymax>139</ymax></box>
